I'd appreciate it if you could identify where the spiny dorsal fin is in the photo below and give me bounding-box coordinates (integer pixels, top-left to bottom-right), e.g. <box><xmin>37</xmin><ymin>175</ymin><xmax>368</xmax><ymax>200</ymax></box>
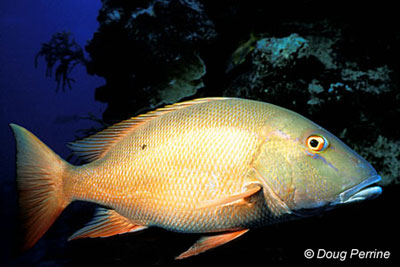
<box><xmin>68</xmin><ymin>97</ymin><xmax>228</xmax><ymax>162</ymax></box>
<box><xmin>68</xmin><ymin>208</ymin><xmax>147</xmax><ymax>240</ymax></box>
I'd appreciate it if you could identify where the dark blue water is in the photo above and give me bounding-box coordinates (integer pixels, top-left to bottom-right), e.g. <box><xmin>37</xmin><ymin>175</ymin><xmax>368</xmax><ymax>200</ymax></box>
<box><xmin>0</xmin><ymin>1</ymin><xmax>105</xmax><ymax>264</ymax></box>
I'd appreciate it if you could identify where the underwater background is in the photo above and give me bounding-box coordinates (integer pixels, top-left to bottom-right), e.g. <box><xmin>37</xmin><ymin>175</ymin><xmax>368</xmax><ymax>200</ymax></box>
<box><xmin>1</xmin><ymin>0</ymin><xmax>399</xmax><ymax>266</ymax></box>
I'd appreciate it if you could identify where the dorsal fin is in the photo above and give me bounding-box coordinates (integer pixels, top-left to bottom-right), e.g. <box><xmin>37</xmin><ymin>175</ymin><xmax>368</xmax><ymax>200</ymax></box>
<box><xmin>68</xmin><ymin>97</ymin><xmax>228</xmax><ymax>162</ymax></box>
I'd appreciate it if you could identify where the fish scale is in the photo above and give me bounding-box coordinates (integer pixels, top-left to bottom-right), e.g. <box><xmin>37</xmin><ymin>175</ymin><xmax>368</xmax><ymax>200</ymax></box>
<box><xmin>10</xmin><ymin>97</ymin><xmax>381</xmax><ymax>258</ymax></box>
<box><xmin>67</xmin><ymin>99</ymin><xmax>273</xmax><ymax>232</ymax></box>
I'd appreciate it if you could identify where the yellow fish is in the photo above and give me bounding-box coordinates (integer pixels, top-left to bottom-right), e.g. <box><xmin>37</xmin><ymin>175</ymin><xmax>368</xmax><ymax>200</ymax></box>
<box><xmin>10</xmin><ymin>98</ymin><xmax>382</xmax><ymax>259</ymax></box>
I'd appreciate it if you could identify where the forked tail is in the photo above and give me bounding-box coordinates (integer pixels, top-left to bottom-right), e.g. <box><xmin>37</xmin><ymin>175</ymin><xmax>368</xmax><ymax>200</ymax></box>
<box><xmin>10</xmin><ymin>124</ymin><xmax>71</xmax><ymax>251</ymax></box>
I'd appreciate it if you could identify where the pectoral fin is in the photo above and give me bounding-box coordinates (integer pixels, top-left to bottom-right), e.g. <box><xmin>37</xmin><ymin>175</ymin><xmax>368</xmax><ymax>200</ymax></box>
<box><xmin>68</xmin><ymin>208</ymin><xmax>147</xmax><ymax>240</ymax></box>
<box><xmin>175</xmin><ymin>229</ymin><xmax>249</xmax><ymax>260</ymax></box>
<box><xmin>195</xmin><ymin>184</ymin><xmax>262</xmax><ymax>210</ymax></box>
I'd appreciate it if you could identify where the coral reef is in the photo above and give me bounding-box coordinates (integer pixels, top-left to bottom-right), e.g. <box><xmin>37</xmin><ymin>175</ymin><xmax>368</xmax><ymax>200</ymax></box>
<box><xmin>223</xmin><ymin>25</ymin><xmax>399</xmax><ymax>184</ymax></box>
<box><xmin>85</xmin><ymin>0</ymin><xmax>216</xmax><ymax>121</ymax></box>
<box><xmin>39</xmin><ymin>1</ymin><xmax>399</xmax><ymax>183</ymax></box>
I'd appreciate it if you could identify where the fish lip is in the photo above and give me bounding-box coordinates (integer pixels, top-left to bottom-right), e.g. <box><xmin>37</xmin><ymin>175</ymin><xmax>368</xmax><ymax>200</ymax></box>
<box><xmin>335</xmin><ymin>175</ymin><xmax>382</xmax><ymax>205</ymax></box>
<box><xmin>293</xmin><ymin>175</ymin><xmax>382</xmax><ymax>217</ymax></box>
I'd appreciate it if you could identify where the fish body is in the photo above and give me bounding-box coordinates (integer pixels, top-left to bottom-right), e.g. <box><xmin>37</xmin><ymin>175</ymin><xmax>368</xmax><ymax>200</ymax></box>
<box><xmin>10</xmin><ymin>98</ymin><xmax>382</xmax><ymax>259</ymax></box>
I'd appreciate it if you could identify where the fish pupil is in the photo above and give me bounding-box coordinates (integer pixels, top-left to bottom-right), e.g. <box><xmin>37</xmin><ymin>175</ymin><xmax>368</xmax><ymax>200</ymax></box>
<box><xmin>310</xmin><ymin>139</ymin><xmax>319</xmax><ymax>148</ymax></box>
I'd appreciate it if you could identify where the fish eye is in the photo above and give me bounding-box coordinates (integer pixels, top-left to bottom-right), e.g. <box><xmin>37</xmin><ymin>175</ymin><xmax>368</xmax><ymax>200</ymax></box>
<box><xmin>306</xmin><ymin>135</ymin><xmax>329</xmax><ymax>152</ymax></box>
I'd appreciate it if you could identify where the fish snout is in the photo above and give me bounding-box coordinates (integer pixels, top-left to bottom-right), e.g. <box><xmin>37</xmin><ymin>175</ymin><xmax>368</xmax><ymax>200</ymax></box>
<box><xmin>333</xmin><ymin>175</ymin><xmax>382</xmax><ymax>206</ymax></box>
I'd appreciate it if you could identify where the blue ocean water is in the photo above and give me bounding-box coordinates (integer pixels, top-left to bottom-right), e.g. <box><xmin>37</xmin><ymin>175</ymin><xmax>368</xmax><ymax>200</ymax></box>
<box><xmin>0</xmin><ymin>1</ymin><xmax>105</xmax><ymax>264</ymax></box>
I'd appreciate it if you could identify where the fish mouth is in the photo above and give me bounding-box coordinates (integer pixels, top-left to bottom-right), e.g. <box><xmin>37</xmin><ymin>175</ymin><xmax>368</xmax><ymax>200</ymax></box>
<box><xmin>292</xmin><ymin>175</ymin><xmax>382</xmax><ymax>217</ymax></box>
<box><xmin>334</xmin><ymin>175</ymin><xmax>382</xmax><ymax>205</ymax></box>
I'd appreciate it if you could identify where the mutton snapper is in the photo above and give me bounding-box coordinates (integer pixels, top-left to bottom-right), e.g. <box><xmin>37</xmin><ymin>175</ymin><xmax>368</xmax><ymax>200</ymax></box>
<box><xmin>10</xmin><ymin>98</ymin><xmax>382</xmax><ymax>259</ymax></box>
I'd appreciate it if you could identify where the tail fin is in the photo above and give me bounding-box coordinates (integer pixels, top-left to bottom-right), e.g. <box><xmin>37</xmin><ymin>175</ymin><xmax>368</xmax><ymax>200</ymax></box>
<box><xmin>10</xmin><ymin>123</ymin><xmax>71</xmax><ymax>251</ymax></box>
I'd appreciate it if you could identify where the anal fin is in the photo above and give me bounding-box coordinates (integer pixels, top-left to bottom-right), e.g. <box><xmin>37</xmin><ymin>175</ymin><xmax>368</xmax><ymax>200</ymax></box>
<box><xmin>175</xmin><ymin>229</ymin><xmax>249</xmax><ymax>259</ymax></box>
<box><xmin>68</xmin><ymin>208</ymin><xmax>147</xmax><ymax>241</ymax></box>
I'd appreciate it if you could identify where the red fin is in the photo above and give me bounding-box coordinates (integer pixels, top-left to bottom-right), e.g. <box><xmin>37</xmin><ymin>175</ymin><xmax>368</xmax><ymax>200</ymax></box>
<box><xmin>68</xmin><ymin>208</ymin><xmax>147</xmax><ymax>240</ymax></box>
<box><xmin>68</xmin><ymin>98</ymin><xmax>228</xmax><ymax>162</ymax></box>
<box><xmin>10</xmin><ymin>124</ymin><xmax>70</xmax><ymax>251</ymax></box>
<box><xmin>195</xmin><ymin>184</ymin><xmax>262</xmax><ymax>210</ymax></box>
<box><xmin>175</xmin><ymin>229</ymin><xmax>249</xmax><ymax>260</ymax></box>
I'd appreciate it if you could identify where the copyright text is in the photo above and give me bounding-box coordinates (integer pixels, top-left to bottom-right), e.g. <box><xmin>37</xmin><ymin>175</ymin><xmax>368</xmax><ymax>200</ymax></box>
<box><xmin>304</xmin><ymin>249</ymin><xmax>390</xmax><ymax>261</ymax></box>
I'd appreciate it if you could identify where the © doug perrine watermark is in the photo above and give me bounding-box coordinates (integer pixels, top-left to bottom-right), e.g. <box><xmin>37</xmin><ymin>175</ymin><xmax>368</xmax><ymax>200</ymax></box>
<box><xmin>304</xmin><ymin>249</ymin><xmax>390</xmax><ymax>261</ymax></box>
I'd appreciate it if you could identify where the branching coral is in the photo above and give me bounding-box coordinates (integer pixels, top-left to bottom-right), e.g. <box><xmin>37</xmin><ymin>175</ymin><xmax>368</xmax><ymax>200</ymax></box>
<box><xmin>35</xmin><ymin>31</ymin><xmax>87</xmax><ymax>91</ymax></box>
